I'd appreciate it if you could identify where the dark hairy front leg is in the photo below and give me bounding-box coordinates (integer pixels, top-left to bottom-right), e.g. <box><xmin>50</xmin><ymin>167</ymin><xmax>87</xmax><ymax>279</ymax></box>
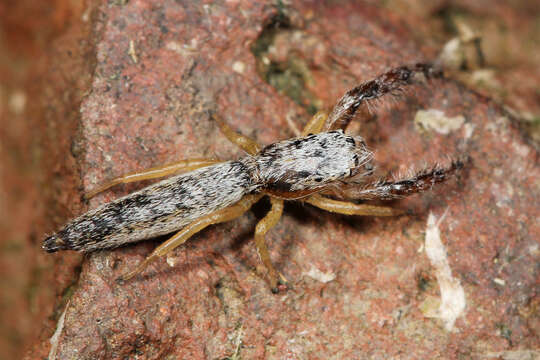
<box><xmin>325</xmin><ymin>63</ymin><xmax>443</xmax><ymax>131</ymax></box>
<box><xmin>337</xmin><ymin>157</ymin><xmax>466</xmax><ymax>201</ymax></box>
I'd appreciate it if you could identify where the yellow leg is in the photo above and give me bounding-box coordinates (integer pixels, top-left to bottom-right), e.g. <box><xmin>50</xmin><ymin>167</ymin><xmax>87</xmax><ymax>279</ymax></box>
<box><xmin>85</xmin><ymin>158</ymin><xmax>221</xmax><ymax>199</ymax></box>
<box><xmin>254</xmin><ymin>197</ymin><xmax>285</xmax><ymax>292</ymax></box>
<box><xmin>212</xmin><ymin>114</ymin><xmax>262</xmax><ymax>155</ymax></box>
<box><xmin>119</xmin><ymin>194</ymin><xmax>264</xmax><ymax>282</ymax></box>
<box><xmin>301</xmin><ymin>110</ymin><xmax>328</xmax><ymax>136</ymax></box>
<box><xmin>304</xmin><ymin>194</ymin><xmax>404</xmax><ymax>217</ymax></box>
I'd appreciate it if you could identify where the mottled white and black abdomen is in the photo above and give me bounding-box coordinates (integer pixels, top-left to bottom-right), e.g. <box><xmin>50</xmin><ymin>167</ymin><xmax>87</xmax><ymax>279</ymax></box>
<box><xmin>43</xmin><ymin>161</ymin><xmax>259</xmax><ymax>252</ymax></box>
<box><xmin>255</xmin><ymin>130</ymin><xmax>373</xmax><ymax>193</ymax></box>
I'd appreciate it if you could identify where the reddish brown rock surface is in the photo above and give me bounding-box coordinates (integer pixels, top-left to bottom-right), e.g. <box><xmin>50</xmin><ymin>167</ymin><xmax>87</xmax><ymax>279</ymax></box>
<box><xmin>4</xmin><ymin>1</ymin><xmax>537</xmax><ymax>359</ymax></box>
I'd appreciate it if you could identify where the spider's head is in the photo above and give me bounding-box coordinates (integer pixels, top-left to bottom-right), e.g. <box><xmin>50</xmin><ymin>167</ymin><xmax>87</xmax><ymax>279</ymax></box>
<box><xmin>255</xmin><ymin>130</ymin><xmax>374</xmax><ymax>197</ymax></box>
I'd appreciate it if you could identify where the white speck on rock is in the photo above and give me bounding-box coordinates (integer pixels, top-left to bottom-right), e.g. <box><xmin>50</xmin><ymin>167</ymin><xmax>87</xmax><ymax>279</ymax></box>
<box><xmin>232</xmin><ymin>61</ymin><xmax>245</xmax><ymax>74</ymax></box>
<box><xmin>421</xmin><ymin>212</ymin><xmax>466</xmax><ymax>331</ymax></box>
<box><xmin>9</xmin><ymin>90</ymin><xmax>26</xmax><ymax>115</ymax></box>
<box><xmin>166</xmin><ymin>253</ymin><xmax>179</xmax><ymax>267</ymax></box>
<box><xmin>463</xmin><ymin>122</ymin><xmax>475</xmax><ymax>139</ymax></box>
<box><xmin>303</xmin><ymin>266</ymin><xmax>336</xmax><ymax>283</ymax></box>
<box><xmin>415</xmin><ymin>109</ymin><xmax>465</xmax><ymax>135</ymax></box>
<box><xmin>49</xmin><ymin>301</ymin><xmax>69</xmax><ymax>360</ymax></box>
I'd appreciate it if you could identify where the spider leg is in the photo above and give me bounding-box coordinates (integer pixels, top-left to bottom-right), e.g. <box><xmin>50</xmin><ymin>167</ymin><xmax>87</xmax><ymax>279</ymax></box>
<box><xmin>304</xmin><ymin>194</ymin><xmax>403</xmax><ymax>217</ymax></box>
<box><xmin>301</xmin><ymin>110</ymin><xmax>329</xmax><ymax>136</ymax></box>
<box><xmin>325</xmin><ymin>63</ymin><xmax>443</xmax><ymax>131</ymax></box>
<box><xmin>118</xmin><ymin>194</ymin><xmax>263</xmax><ymax>282</ymax></box>
<box><xmin>254</xmin><ymin>196</ymin><xmax>286</xmax><ymax>292</ymax></box>
<box><xmin>212</xmin><ymin>114</ymin><xmax>262</xmax><ymax>155</ymax></box>
<box><xmin>337</xmin><ymin>158</ymin><xmax>465</xmax><ymax>200</ymax></box>
<box><xmin>85</xmin><ymin>158</ymin><xmax>221</xmax><ymax>199</ymax></box>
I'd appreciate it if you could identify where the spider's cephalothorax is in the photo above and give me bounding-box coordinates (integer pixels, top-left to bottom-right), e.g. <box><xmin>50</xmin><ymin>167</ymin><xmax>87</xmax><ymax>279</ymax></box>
<box><xmin>254</xmin><ymin>130</ymin><xmax>373</xmax><ymax>198</ymax></box>
<box><xmin>43</xmin><ymin>63</ymin><xmax>465</xmax><ymax>292</ymax></box>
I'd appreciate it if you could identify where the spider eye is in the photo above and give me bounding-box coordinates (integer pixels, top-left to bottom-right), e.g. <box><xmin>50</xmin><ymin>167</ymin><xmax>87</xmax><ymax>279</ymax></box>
<box><xmin>401</xmin><ymin>70</ymin><xmax>410</xmax><ymax>81</ymax></box>
<box><xmin>314</xmin><ymin>177</ymin><xmax>323</xmax><ymax>183</ymax></box>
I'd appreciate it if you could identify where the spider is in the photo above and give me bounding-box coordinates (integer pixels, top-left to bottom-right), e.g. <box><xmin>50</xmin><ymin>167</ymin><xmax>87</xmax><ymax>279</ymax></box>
<box><xmin>43</xmin><ymin>63</ymin><xmax>464</xmax><ymax>293</ymax></box>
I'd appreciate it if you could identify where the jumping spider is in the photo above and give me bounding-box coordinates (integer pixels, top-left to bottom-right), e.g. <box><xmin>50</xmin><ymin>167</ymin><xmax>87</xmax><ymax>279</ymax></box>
<box><xmin>43</xmin><ymin>63</ymin><xmax>464</xmax><ymax>293</ymax></box>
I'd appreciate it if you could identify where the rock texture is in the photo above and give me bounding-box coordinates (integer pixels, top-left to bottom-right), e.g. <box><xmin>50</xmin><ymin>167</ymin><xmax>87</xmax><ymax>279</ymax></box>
<box><xmin>30</xmin><ymin>1</ymin><xmax>538</xmax><ymax>359</ymax></box>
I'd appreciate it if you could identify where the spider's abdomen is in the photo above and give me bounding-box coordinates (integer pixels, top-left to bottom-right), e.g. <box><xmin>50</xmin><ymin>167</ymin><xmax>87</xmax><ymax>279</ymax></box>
<box><xmin>43</xmin><ymin>161</ymin><xmax>258</xmax><ymax>252</ymax></box>
<box><xmin>255</xmin><ymin>130</ymin><xmax>373</xmax><ymax>194</ymax></box>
